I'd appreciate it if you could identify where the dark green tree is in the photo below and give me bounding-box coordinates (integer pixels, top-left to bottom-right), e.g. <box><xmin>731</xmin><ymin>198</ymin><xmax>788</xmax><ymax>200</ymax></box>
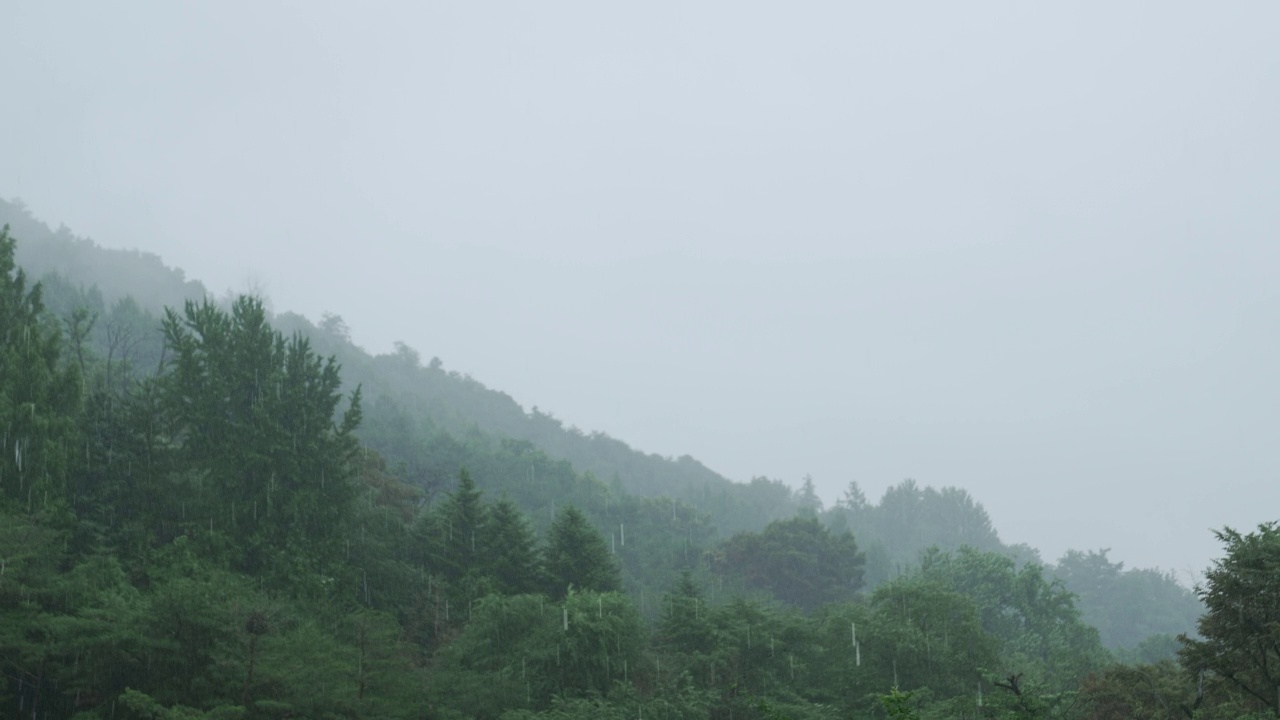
<box><xmin>0</xmin><ymin>225</ymin><xmax>80</xmax><ymax>512</ymax></box>
<box><xmin>657</xmin><ymin>571</ymin><xmax>716</xmax><ymax>656</ymax></box>
<box><xmin>161</xmin><ymin>296</ymin><xmax>362</xmax><ymax>581</ymax></box>
<box><xmin>481</xmin><ymin>497</ymin><xmax>544</xmax><ymax>596</ymax></box>
<box><xmin>544</xmin><ymin>505</ymin><xmax>620</xmax><ymax>598</ymax></box>
<box><xmin>436</xmin><ymin>468</ymin><xmax>484</xmax><ymax>585</ymax></box>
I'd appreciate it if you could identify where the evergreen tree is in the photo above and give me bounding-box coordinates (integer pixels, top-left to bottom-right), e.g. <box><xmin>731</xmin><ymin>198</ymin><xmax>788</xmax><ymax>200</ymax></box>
<box><xmin>795</xmin><ymin>474</ymin><xmax>822</xmax><ymax>516</ymax></box>
<box><xmin>436</xmin><ymin>468</ymin><xmax>484</xmax><ymax>586</ymax></box>
<box><xmin>544</xmin><ymin>505</ymin><xmax>620</xmax><ymax>598</ymax></box>
<box><xmin>0</xmin><ymin>226</ymin><xmax>80</xmax><ymax>512</ymax></box>
<box><xmin>657</xmin><ymin>571</ymin><xmax>715</xmax><ymax>656</ymax></box>
<box><xmin>481</xmin><ymin>497</ymin><xmax>543</xmax><ymax>595</ymax></box>
<box><xmin>160</xmin><ymin>296</ymin><xmax>362</xmax><ymax>581</ymax></box>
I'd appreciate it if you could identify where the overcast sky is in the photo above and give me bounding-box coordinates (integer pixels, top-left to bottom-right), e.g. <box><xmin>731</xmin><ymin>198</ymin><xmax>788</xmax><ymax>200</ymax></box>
<box><xmin>5</xmin><ymin>1</ymin><xmax>1278</xmax><ymax>578</ymax></box>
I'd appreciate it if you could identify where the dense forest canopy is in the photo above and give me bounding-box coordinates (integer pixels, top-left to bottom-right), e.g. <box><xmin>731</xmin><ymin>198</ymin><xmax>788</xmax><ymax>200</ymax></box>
<box><xmin>0</xmin><ymin>205</ymin><xmax>1269</xmax><ymax>719</ymax></box>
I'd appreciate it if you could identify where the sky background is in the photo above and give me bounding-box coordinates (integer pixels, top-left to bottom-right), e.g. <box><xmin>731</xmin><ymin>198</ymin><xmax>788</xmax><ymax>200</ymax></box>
<box><xmin>4</xmin><ymin>1</ymin><xmax>1278</xmax><ymax>579</ymax></box>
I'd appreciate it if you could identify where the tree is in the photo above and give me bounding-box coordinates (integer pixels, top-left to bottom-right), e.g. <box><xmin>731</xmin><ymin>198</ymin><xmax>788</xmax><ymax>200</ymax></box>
<box><xmin>1179</xmin><ymin>522</ymin><xmax>1280</xmax><ymax>717</ymax></box>
<box><xmin>161</xmin><ymin>296</ymin><xmax>362</xmax><ymax>580</ymax></box>
<box><xmin>1057</xmin><ymin>548</ymin><xmax>1202</xmax><ymax>651</ymax></box>
<box><xmin>713</xmin><ymin>516</ymin><xmax>865</xmax><ymax>610</ymax></box>
<box><xmin>0</xmin><ymin>225</ymin><xmax>80</xmax><ymax>512</ymax></box>
<box><xmin>481</xmin><ymin>497</ymin><xmax>543</xmax><ymax>596</ymax></box>
<box><xmin>919</xmin><ymin>546</ymin><xmax>1108</xmax><ymax>695</ymax></box>
<box><xmin>436</xmin><ymin>468</ymin><xmax>484</xmax><ymax>586</ymax></box>
<box><xmin>795</xmin><ymin>474</ymin><xmax>822</xmax><ymax>516</ymax></box>
<box><xmin>657</xmin><ymin>571</ymin><xmax>715</xmax><ymax>656</ymax></box>
<box><xmin>1077</xmin><ymin>661</ymin><xmax>1195</xmax><ymax>720</ymax></box>
<box><xmin>544</xmin><ymin>505</ymin><xmax>620</xmax><ymax>598</ymax></box>
<box><xmin>838</xmin><ymin>480</ymin><xmax>868</xmax><ymax>513</ymax></box>
<box><xmin>871</xmin><ymin>577</ymin><xmax>1000</xmax><ymax>698</ymax></box>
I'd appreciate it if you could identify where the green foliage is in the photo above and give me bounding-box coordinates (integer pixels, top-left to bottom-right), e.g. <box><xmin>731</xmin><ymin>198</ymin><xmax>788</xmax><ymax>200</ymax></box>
<box><xmin>829</xmin><ymin>479</ymin><xmax>1006</xmax><ymax>587</ymax></box>
<box><xmin>657</xmin><ymin>572</ymin><xmax>715</xmax><ymax>657</ymax></box>
<box><xmin>869</xmin><ymin>576</ymin><xmax>1000</xmax><ymax>699</ymax></box>
<box><xmin>115</xmin><ymin>689</ymin><xmax>245</xmax><ymax>719</ymax></box>
<box><xmin>0</xmin><ymin>225</ymin><xmax>81</xmax><ymax>513</ymax></box>
<box><xmin>881</xmin><ymin>687</ymin><xmax>921</xmax><ymax>720</ymax></box>
<box><xmin>482</xmin><ymin>497</ymin><xmax>545</xmax><ymax>596</ymax></box>
<box><xmin>1179</xmin><ymin>522</ymin><xmax>1280</xmax><ymax>717</ymax></box>
<box><xmin>434</xmin><ymin>468</ymin><xmax>485</xmax><ymax>588</ymax></box>
<box><xmin>918</xmin><ymin>546</ymin><xmax>1109</xmax><ymax>693</ymax></box>
<box><xmin>430</xmin><ymin>590</ymin><xmax>645</xmax><ymax>715</ymax></box>
<box><xmin>1055</xmin><ymin>548</ymin><xmax>1201</xmax><ymax>651</ymax></box>
<box><xmin>713</xmin><ymin>516</ymin><xmax>864</xmax><ymax>610</ymax></box>
<box><xmin>161</xmin><ymin>296</ymin><xmax>362</xmax><ymax>583</ymax></box>
<box><xmin>545</xmin><ymin>505</ymin><xmax>621</xmax><ymax>598</ymax></box>
<box><xmin>1076</xmin><ymin>660</ymin><xmax>1196</xmax><ymax>720</ymax></box>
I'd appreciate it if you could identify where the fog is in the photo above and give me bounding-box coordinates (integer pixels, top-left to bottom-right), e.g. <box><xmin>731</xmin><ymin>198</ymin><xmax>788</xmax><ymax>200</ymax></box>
<box><xmin>4</xmin><ymin>1</ymin><xmax>1278</xmax><ymax>577</ymax></box>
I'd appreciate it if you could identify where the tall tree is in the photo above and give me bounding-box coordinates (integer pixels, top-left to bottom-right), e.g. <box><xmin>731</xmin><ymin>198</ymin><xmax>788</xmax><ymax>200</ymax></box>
<box><xmin>481</xmin><ymin>497</ymin><xmax>543</xmax><ymax>596</ymax></box>
<box><xmin>657</xmin><ymin>571</ymin><xmax>715</xmax><ymax>656</ymax></box>
<box><xmin>436</xmin><ymin>469</ymin><xmax>484</xmax><ymax>586</ymax></box>
<box><xmin>161</xmin><ymin>296</ymin><xmax>362</xmax><ymax>580</ymax></box>
<box><xmin>544</xmin><ymin>505</ymin><xmax>620</xmax><ymax>598</ymax></box>
<box><xmin>795</xmin><ymin>474</ymin><xmax>822</xmax><ymax>516</ymax></box>
<box><xmin>0</xmin><ymin>226</ymin><xmax>80</xmax><ymax>512</ymax></box>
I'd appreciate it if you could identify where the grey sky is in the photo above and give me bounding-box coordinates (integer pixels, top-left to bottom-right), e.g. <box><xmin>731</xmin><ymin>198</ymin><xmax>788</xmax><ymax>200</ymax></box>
<box><xmin>5</xmin><ymin>1</ymin><xmax>1278</xmax><ymax>578</ymax></box>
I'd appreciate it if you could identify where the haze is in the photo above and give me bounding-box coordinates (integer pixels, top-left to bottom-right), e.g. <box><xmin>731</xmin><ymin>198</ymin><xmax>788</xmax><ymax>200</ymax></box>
<box><xmin>4</xmin><ymin>1</ymin><xmax>1278</xmax><ymax>578</ymax></box>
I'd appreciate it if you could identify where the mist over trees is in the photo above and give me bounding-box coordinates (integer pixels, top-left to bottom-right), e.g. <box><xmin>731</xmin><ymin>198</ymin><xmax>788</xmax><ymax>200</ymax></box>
<box><xmin>2</xmin><ymin>203</ymin><xmax>1268</xmax><ymax>719</ymax></box>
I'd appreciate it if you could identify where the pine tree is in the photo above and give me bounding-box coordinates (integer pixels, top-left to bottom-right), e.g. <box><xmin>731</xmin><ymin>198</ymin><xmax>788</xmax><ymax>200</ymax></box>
<box><xmin>481</xmin><ymin>497</ymin><xmax>543</xmax><ymax>595</ymax></box>
<box><xmin>544</xmin><ymin>505</ymin><xmax>620</xmax><ymax>598</ymax></box>
<box><xmin>160</xmin><ymin>296</ymin><xmax>361</xmax><ymax>579</ymax></box>
<box><xmin>0</xmin><ymin>225</ymin><xmax>80</xmax><ymax>512</ymax></box>
<box><xmin>436</xmin><ymin>469</ymin><xmax>484</xmax><ymax>582</ymax></box>
<box><xmin>657</xmin><ymin>571</ymin><xmax>715</xmax><ymax>655</ymax></box>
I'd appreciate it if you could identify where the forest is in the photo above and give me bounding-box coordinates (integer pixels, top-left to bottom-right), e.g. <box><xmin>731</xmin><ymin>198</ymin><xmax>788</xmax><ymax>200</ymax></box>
<box><xmin>2</xmin><ymin>199</ymin><xmax>1278</xmax><ymax>719</ymax></box>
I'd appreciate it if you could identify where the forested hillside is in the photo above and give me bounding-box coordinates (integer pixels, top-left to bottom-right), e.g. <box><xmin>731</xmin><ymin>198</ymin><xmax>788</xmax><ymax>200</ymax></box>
<box><xmin>2</xmin><ymin>205</ymin><xmax>1256</xmax><ymax>720</ymax></box>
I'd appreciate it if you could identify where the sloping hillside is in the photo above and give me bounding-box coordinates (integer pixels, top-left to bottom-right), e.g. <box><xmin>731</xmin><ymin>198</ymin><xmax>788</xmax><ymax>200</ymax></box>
<box><xmin>1</xmin><ymin>197</ymin><xmax>800</xmax><ymax>537</ymax></box>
